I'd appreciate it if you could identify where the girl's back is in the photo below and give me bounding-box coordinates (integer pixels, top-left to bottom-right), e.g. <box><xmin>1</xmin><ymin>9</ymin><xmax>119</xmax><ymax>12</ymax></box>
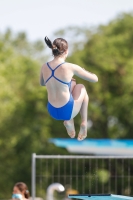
<box><xmin>42</xmin><ymin>60</ymin><xmax>73</xmax><ymax>107</ymax></box>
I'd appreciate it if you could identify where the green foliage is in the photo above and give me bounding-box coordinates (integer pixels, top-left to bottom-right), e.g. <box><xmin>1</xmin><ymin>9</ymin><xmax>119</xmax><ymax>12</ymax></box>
<box><xmin>68</xmin><ymin>13</ymin><xmax>133</xmax><ymax>139</ymax></box>
<box><xmin>97</xmin><ymin>169</ymin><xmax>110</xmax><ymax>183</ymax></box>
<box><xmin>0</xmin><ymin>30</ymin><xmax>68</xmax><ymax>198</ymax></box>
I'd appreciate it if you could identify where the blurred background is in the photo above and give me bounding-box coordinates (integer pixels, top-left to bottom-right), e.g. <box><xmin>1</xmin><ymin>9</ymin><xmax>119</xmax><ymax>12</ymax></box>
<box><xmin>1</xmin><ymin>0</ymin><xmax>133</xmax><ymax>199</ymax></box>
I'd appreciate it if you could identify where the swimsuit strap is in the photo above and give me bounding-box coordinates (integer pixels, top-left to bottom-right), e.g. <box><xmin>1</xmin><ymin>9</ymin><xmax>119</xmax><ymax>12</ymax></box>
<box><xmin>54</xmin><ymin>62</ymin><xmax>66</xmax><ymax>70</ymax></box>
<box><xmin>44</xmin><ymin>62</ymin><xmax>71</xmax><ymax>88</ymax></box>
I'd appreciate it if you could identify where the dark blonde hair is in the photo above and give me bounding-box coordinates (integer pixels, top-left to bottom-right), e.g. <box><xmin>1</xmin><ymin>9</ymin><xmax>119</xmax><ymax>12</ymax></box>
<box><xmin>44</xmin><ymin>36</ymin><xmax>68</xmax><ymax>57</ymax></box>
<box><xmin>15</xmin><ymin>182</ymin><xmax>30</xmax><ymax>199</ymax></box>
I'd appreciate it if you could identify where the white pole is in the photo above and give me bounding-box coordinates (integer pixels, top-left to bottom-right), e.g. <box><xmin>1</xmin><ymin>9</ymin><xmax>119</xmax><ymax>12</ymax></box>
<box><xmin>32</xmin><ymin>153</ymin><xmax>36</xmax><ymax>200</ymax></box>
<box><xmin>46</xmin><ymin>183</ymin><xmax>65</xmax><ymax>200</ymax></box>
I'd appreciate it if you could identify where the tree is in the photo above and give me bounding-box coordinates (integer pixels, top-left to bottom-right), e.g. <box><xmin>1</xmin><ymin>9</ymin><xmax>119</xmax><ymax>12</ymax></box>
<box><xmin>0</xmin><ymin>29</ymin><xmax>68</xmax><ymax>198</ymax></box>
<box><xmin>68</xmin><ymin>13</ymin><xmax>133</xmax><ymax>139</ymax></box>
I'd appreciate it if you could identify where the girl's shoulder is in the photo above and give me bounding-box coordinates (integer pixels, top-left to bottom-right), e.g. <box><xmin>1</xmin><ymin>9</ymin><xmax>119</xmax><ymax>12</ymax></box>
<box><xmin>64</xmin><ymin>62</ymin><xmax>76</xmax><ymax>68</ymax></box>
<box><xmin>65</xmin><ymin>62</ymin><xmax>80</xmax><ymax>70</ymax></box>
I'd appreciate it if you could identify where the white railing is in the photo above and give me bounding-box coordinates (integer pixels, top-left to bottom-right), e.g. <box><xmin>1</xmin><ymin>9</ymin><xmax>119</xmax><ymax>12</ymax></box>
<box><xmin>32</xmin><ymin>154</ymin><xmax>133</xmax><ymax>200</ymax></box>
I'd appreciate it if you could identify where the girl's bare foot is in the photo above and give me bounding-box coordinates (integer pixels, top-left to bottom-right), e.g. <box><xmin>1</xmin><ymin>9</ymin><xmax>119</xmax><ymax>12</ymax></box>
<box><xmin>77</xmin><ymin>122</ymin><xmax>87</xmax><ymax>141</ymax></box>
<box><xmin>63</xmin><ymin>119</ymin><xmax>76</xmax><ymax>138</ymax></box>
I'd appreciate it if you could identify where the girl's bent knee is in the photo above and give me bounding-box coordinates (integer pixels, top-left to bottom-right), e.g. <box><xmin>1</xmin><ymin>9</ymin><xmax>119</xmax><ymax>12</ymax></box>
<box><xmin>77</xmin><ymin>84</ymin><xmax>86</xmax><ymax>90</ymax></box>
<box><xmin>86</xmin><ymin>93</ymin><xmax>89</xmax><ymax>101</ymax></box>
<box><xmin>78</xmin><ymin>83</ymin><xmax>85</xmax><ymax>87</ymax></box>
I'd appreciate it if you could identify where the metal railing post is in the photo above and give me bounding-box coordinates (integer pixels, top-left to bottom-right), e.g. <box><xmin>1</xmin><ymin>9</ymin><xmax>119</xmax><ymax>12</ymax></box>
<box><xmin>32</xmin><ymin>153</ymin><xmax>36</xmax><ymax>200</ymax></box>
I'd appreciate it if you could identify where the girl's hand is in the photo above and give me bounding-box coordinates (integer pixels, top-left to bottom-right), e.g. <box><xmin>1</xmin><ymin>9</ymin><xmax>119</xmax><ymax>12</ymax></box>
<box><xmin>71</xmin><ymin>78</ymin><xmax>76</xmax><ymax>82</ymax></box>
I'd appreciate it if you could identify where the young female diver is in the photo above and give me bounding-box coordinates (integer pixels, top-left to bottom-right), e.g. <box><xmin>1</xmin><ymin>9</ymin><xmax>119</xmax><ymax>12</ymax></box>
<box><xmin>40</xmin><ymin>36</ymin><xmax>98</xmax><ymax>141</ymax></box>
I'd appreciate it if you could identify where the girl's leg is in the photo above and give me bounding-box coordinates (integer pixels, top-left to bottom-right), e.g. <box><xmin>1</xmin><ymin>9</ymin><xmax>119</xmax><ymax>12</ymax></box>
<box><xmin>70</xmin><ymin>78</ymin><xmax>76</xmax><ymax>93</ymax></box>
<box><xmin>64</xmin><ymin>83</ymin><xmax>89</xmax><ymax>140</ymax></box>
<box><xmin>63</xmin><ymin>119</ymin><xmax>75</xmax><ymax>138</ymax></box>
<box><xmin>78</xmin><ymin>92</ymin><xmax>89</xmax><ymax>140</ymax></box>
<box><xmin>63</xmin><ymin>79</ymin><xmax>76</xmax><ymax>138</ymax></box>
<box><xmin>71</xmin><ymin>84</ymin><xmax>89</xmax><ymax>140</ymax></box>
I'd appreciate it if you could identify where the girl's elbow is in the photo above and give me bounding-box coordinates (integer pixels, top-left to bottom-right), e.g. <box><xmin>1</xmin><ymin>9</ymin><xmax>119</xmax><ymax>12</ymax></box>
<box><xmin>41</xmin><ymin>83</ymin><xmax>46</xmax><ymax>86</ymax></box>
<box><xmin>40</xmin><ymin>81</ymin><xmax>45</xmax><ymax>86</ymax></box>
<box><xmin>92</xmin><ymin>75</ymin><xmax>98</xmax><ymax>83</ymax></box>
<box><xmin>95</xmin><ymin>76</ymin><xmax>98</xmax><ymax>82</ymax></box>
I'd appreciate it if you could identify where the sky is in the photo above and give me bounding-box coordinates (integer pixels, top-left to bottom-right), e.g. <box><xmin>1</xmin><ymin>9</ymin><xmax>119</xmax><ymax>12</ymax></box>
<box><xmin>0</xmin><ymin>0</ymin><xmax>133</xmax><ymax>41</ymax></box>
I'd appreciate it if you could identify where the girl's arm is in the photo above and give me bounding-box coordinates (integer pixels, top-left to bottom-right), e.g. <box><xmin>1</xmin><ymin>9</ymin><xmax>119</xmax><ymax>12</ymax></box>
<box><xmin>40</xmin><ymin>66</ymin><xmax>45</xmax><ymax>86</ymax></box>
<box><xmin>72</xmin><ymin>64</ymin><xmax>98</xmax><ymax>82</ymax></box>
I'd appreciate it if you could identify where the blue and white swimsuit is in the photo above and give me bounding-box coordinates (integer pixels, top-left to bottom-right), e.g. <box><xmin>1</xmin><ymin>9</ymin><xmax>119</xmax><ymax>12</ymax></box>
<box><xmin>45</xmin><ymin>62</ymin><xmax>74</xmax><ymax>120</ymax></box>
